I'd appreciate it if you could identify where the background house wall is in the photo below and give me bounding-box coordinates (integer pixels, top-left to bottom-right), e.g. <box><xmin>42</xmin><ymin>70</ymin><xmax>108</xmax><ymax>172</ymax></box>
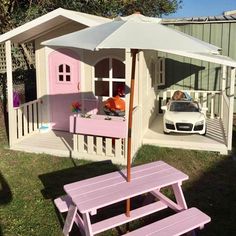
<box><xmin>163</xmin><ymin>18</ymin><xmax>236</xmax><ymax>112</ymax></box>
<box><xmin>140</xmin><ymin>50</ymin><xmax>159</xmax><ymax>135</ymax></box>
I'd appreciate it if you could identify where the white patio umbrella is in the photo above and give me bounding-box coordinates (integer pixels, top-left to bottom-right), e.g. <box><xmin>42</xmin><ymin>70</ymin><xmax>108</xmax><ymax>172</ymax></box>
<box><xmin>42</xmin><ymin>13</ymin><xmax>220</xmax><ymax>216</ymax></box>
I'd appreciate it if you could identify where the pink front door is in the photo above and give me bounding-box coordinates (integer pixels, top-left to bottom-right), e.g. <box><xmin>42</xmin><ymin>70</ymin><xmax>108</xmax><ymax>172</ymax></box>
<box><xmin>49</xmin><ymin>49</ymin><xmax>80</xmax><ymax>131</ymax></box>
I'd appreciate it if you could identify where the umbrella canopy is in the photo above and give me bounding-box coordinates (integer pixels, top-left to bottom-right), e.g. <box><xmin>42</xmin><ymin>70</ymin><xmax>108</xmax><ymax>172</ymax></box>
<box><xmin>42</xmin><ymin>13</ymin><xmax>222</xmax><ymax>217</ymax></box>
<box><xmin>42</xmin><ymin>13</ymin><xmax>220</xmax><ymax>54</ymax></box>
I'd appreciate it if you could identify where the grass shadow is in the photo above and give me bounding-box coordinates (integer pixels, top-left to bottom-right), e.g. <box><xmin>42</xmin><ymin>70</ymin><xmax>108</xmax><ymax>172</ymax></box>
<box><xmin>0</xmin><ymin>172</ymin><xmax>12</xmax><ymax>236</ymax></box>
<box><xmin>39</xmin><ymin>160</ymin><xmax>121</xmax><ymax>234</ymax></box>
<box><xmin>39</xmin><ymin>160</ymin><xmax>120</xmax><ymax>200</ymax></box>
<box><xmin>183</xmin><ymin>156</ymin><xmax>236</xmax><ymax>235</ymax></box>
<box><xmin>0</xmin><ymin>172</ymin><xmax>12</xmax><ymax>205</ymax></box>
<box><xmin>133</xmin><ymin>144</ymin><xmax>236</xmax><ymax>236</ymax></box>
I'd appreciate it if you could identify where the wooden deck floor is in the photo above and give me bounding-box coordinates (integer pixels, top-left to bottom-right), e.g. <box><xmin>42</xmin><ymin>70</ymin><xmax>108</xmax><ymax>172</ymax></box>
<box><xmin>12</xmin><ymin>131</ymin><xmax>73</xmax><ymax>157</ymax></box>
<box><xmin>143</xmin><ymin>114</ymin><xmax>228</xmax><ymax>154</ymax></box>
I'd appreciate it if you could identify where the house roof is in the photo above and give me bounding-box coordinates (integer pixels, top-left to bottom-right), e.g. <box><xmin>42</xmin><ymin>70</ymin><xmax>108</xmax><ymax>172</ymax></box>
<box><xmin>162</xmin><ymin>11</ymin><xmax>236</xmax><ymax>24</ymax></box>
<box><xmin>0</xmin><ymin>8</ymin><xmax>110</xmax><ymax>44</ymax></box>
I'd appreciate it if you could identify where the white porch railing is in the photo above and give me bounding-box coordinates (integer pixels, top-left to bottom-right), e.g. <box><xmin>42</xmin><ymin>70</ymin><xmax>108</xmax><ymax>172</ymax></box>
<box><xmin>72</xmin><ymin>106</ymin><xmax>142</xmax><ymax>165</ymax></box>
<box><xmin>72</xmin><ymin>134</ymin><xmax>126</xmax><ymax>164</ymax></box>
<box><xmin>13</xmin><ymin>99</ymin><xmax>42</xmax><ymax>141</ymax></box>
<box><xmin>159</xmin><ymin>89</ymin><xmax>221</xmax><ymax>118</ymax></box>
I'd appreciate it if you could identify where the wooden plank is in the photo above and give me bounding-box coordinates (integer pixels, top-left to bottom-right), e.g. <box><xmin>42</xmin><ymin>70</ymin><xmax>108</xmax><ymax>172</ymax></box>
<box><xmin>202</xmin><ymin>92</ymin><xmax>207</xmax><ymax>109</ymax></box>
<box><xmin>124</xmin><ymin>208</ymin><xmax>211</xmax><ymax>236</ymax></box>
<box><xmin>65</xmin><ymin>161</ymin><xmax>167</xmax><ymax>191</ymax></box>
<box><xmin>221</xmin><ymin>23</ymin><xmax>230</xmax><ymax>56</ymax></box>
<box><xmin>115</xmin><ymin>138</ymin><xmax>122</xmax><ymax>159</ymax></box>
<box><xmin>229</xmin><ymin>23</ymin><xmax>236</xmax><ymax>59</ymax></box>
<box><xmin>5</xmin><ymin>40</ymin><xmax>16</xmax><ymax>146</ymax></box>
<box><xmin>62</xmin><ymin>205</ymin><xmax>78</xmax><ymax>236</ymax></box>
<box><xmin>92</xmin><ymin>201</ymin><xmax>167</xmax><ymax>234</ymax></box>
<box><xmin>87</xmin><ymin>136</ymin><xmax>94</xmax><ymax>154</ymax></box>
<box><xmin>28</xmin><ymin>104</ymin><xmax>33</xmax><ymax>133</ymax></box>
<box><xmin>23</xmin><ymin>105</ymin><xmax>28</xmax><ymax>136</ymax></box>
<box><xmin>54</xmin><ymin>195</ymin><xmax>72</xmax><ymax>213</ymax></box>
<box><xmin>96</xmin><ymin>137</ymin><xmax>103</xmax><ymax>155</ymax></box>
<box><xmin>162</xmin><ymin>91</ymin><xmax>167</xmax><ymax>105</ymax></box>
<box><xmin>73</xmin><ymin>134</ymin><xmax>78</xmax><ymax>152</ymax></box>
<box><xmin>105</xmin><ymin>138</ymin><xmax>113</xmax><ymax>156</ymax></box>
<box><xmin>78</xmin><ymin>135</ymin><xmax>85</xmax><ymax>153</ymax></box>
<box><xmin>151</xmin><ymin>190</ymin><xmax>182</xmax><ymax>212</ymax></box>
<box><xmin>172</xmin><ymin>182</ymin><xmax>188</xmax><ymax>210</ymax></box>
<box><xmin>227</xmin><ymin>67</ymin><xmax>235</xmax><ymax>150</ymax></box>
<box><xmin>17</xmin><ymin>108</ymin><xmax>23</xmax><ymax>139</ymax></box>
<box><xmin>33</xmin><ymin>102</ymin><xmax>38</xmax><ymax>131</ymax></box>
<box><xmin>210</xmin><ymin>94</ymin><xmax>215</xmax><ymax>118</ymax></box>
<box><xmin>37</xmin><ymin>102</ymin><xmax>42</xmax><ymax>127</ymax></box>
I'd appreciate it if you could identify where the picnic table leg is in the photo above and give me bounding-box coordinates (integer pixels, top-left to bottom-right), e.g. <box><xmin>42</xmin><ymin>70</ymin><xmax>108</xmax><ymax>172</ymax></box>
<box><xmin>82</xmin><ymin>212</ymin><xmax>93</xmax><ymax>236</ymax></box>
<box><xmin>172</xmin><ymin>183</ymin><xmax>198</xmax><ymax>236</ymax></box>
<box><xmin>63</xmin><ymin>205</ymin><xmax>78</xmax><ymax>236</ymax></box>
<box><xmin>172</xmin><ymin>182</ymin><xmax>188</xmax><ymax>210</ymax></box>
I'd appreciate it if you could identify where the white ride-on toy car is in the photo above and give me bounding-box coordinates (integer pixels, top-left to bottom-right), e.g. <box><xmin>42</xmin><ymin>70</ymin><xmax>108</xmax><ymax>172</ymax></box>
<box><xmin>161</xmin><ymin>100</ymin><xmax>207</xmax><ymax>135</ymax></box>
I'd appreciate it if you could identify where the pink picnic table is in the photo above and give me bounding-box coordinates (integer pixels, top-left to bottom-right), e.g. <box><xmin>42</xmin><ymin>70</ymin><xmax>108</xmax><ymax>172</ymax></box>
<box><xmin>62</xmin><ymin>161</ymin><xmax>190</xmax><ymax>236</ymax></box>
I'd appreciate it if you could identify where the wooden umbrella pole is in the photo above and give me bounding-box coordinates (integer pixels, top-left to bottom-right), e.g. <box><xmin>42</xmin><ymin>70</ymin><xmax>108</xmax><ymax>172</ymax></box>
<box><xmin>126</xmin><ymin>48</ymin><xmax>138</xmax><ymax>217</ymax></box>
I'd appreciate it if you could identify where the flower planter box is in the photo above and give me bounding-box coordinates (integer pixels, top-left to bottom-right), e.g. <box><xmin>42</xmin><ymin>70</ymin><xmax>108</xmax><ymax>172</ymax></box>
<box><xmin>69</xmin><ymin>114</ymin><xmax>127</xmax><ymax>138</ymax></box>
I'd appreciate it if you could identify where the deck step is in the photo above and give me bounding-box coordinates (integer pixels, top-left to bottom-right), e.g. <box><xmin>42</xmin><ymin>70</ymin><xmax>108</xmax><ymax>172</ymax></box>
<box><xmin>54</xmin><ymin>195</ymin><xmax>72</xmax><ymax>213</ymax></box>
<box><xmin>124</xmin><ymin>207</ymin><xmax>211</xmax><ymax>236</ymax></box>
<box><xmin>92</xmin><ymin>201</ymin><xmax>167</xmax><ymax>234</ymax></box>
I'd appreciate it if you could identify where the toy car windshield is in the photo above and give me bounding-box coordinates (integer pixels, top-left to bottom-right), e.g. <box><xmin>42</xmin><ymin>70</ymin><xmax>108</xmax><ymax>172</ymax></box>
<box><xmin>170</xmin><ymin>101</ymin><xmax>199</xmax><ymax>112</ymax></box>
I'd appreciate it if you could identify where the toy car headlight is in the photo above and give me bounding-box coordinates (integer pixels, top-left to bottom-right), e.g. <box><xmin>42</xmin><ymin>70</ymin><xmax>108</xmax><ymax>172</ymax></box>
<box><xmin>195</xmin><ymin>120</ymin><xmax>204</xmax><ymax>126</ymax></box>
<box><xmin>165</xmin><ymin>119</ymin><xmax>174</xmax><ymax>125</ymax></box>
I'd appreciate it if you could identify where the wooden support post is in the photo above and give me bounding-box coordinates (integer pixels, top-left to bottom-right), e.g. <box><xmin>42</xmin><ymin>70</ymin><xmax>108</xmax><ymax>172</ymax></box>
<box><xmin>221</xmin><ymin>65</ymin><xmax>227</xmax><ymax>119</ymax></box>
<box><xmin>5</xmin><ymin>40</ymin><xmax>16</xmax><ymax>146</ymax></box>
<box><xmin>227</xmin><ymin>67</ymin><xmax>235</xmax><ymax>151</ymax></box>
<box><xmin>210</xmin><ymin>94</ymin><xmax>215</xmax><ymax>119</ymax></box>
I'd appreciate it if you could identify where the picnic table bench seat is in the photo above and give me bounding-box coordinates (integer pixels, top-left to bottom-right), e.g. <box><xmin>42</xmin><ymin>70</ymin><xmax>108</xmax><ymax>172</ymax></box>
<box><xmin>54</xmin><ymin>195</ymin><xmax>72</xmax><ymax>213</ymax></box>
<box><xmin>124</xmin><ymin>207</ymin><xmax>211</xmax><ymax>236</ymax></box>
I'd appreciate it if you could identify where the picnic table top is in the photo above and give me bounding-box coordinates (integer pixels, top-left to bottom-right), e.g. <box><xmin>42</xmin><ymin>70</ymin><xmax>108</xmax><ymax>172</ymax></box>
<box><xmin>64</xmin><ymin>161</ymin><xmax>188</xmax><ymax>214</ymax></box>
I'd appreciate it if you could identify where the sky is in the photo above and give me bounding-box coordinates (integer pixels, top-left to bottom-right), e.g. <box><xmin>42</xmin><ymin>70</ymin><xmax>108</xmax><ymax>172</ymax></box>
<box><xmin>165</xmin><ymin>0</ymin><xmax>236</xmax><ymax>18</ymax></box>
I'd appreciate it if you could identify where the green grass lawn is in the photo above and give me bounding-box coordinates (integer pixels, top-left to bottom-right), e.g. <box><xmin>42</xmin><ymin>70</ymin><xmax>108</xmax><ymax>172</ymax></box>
<box><xmin>0</xmin><ymin>111</ymin><xmax>236</xmax><ymax>235</ymax></box>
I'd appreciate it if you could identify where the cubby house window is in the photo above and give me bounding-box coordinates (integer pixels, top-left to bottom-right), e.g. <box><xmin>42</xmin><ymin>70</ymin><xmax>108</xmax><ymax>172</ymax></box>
<box><xmin>157</xmin><ymin>57</ymin><xmax>165</xmax><ymax>86</ymax></box>
<box><xmin>58</xmin><ymin>64</ymin><xmax>71</xmax><ymax>82</ymax></box>
<box><xmin>94</xmin><ymin>58</ymin><xmax>125</xmax><ymax>98</ymax></box>
<box><xmin>149</xmin><ymin>57</ymin><xmax>166</xmax><ymax>87</ymax></box>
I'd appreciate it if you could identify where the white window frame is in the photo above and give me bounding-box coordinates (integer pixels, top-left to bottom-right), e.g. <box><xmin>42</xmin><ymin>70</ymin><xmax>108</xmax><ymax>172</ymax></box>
<box><xmin>57</xmin><ymin>63</ymin><xmax>72</xmax><ymax>84</ymax></box>
<box><xmin>150</xmin><ymin>59</ymin><xmax>158</xmax><ymax>88</ymax></box>
<box><xmin>148</xmin><ymin>57</ymin><xmax>166</xmax><ymax>89</ymax></box>
<box><xmin>93</xmin><ymin>57</ymin><xmax>125</xmax><ymax>99</ymax></box>
<box><xmin>157</xmin><ymin>57</ymin><xmax>165</xmax><ymax>86</ymax></box>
